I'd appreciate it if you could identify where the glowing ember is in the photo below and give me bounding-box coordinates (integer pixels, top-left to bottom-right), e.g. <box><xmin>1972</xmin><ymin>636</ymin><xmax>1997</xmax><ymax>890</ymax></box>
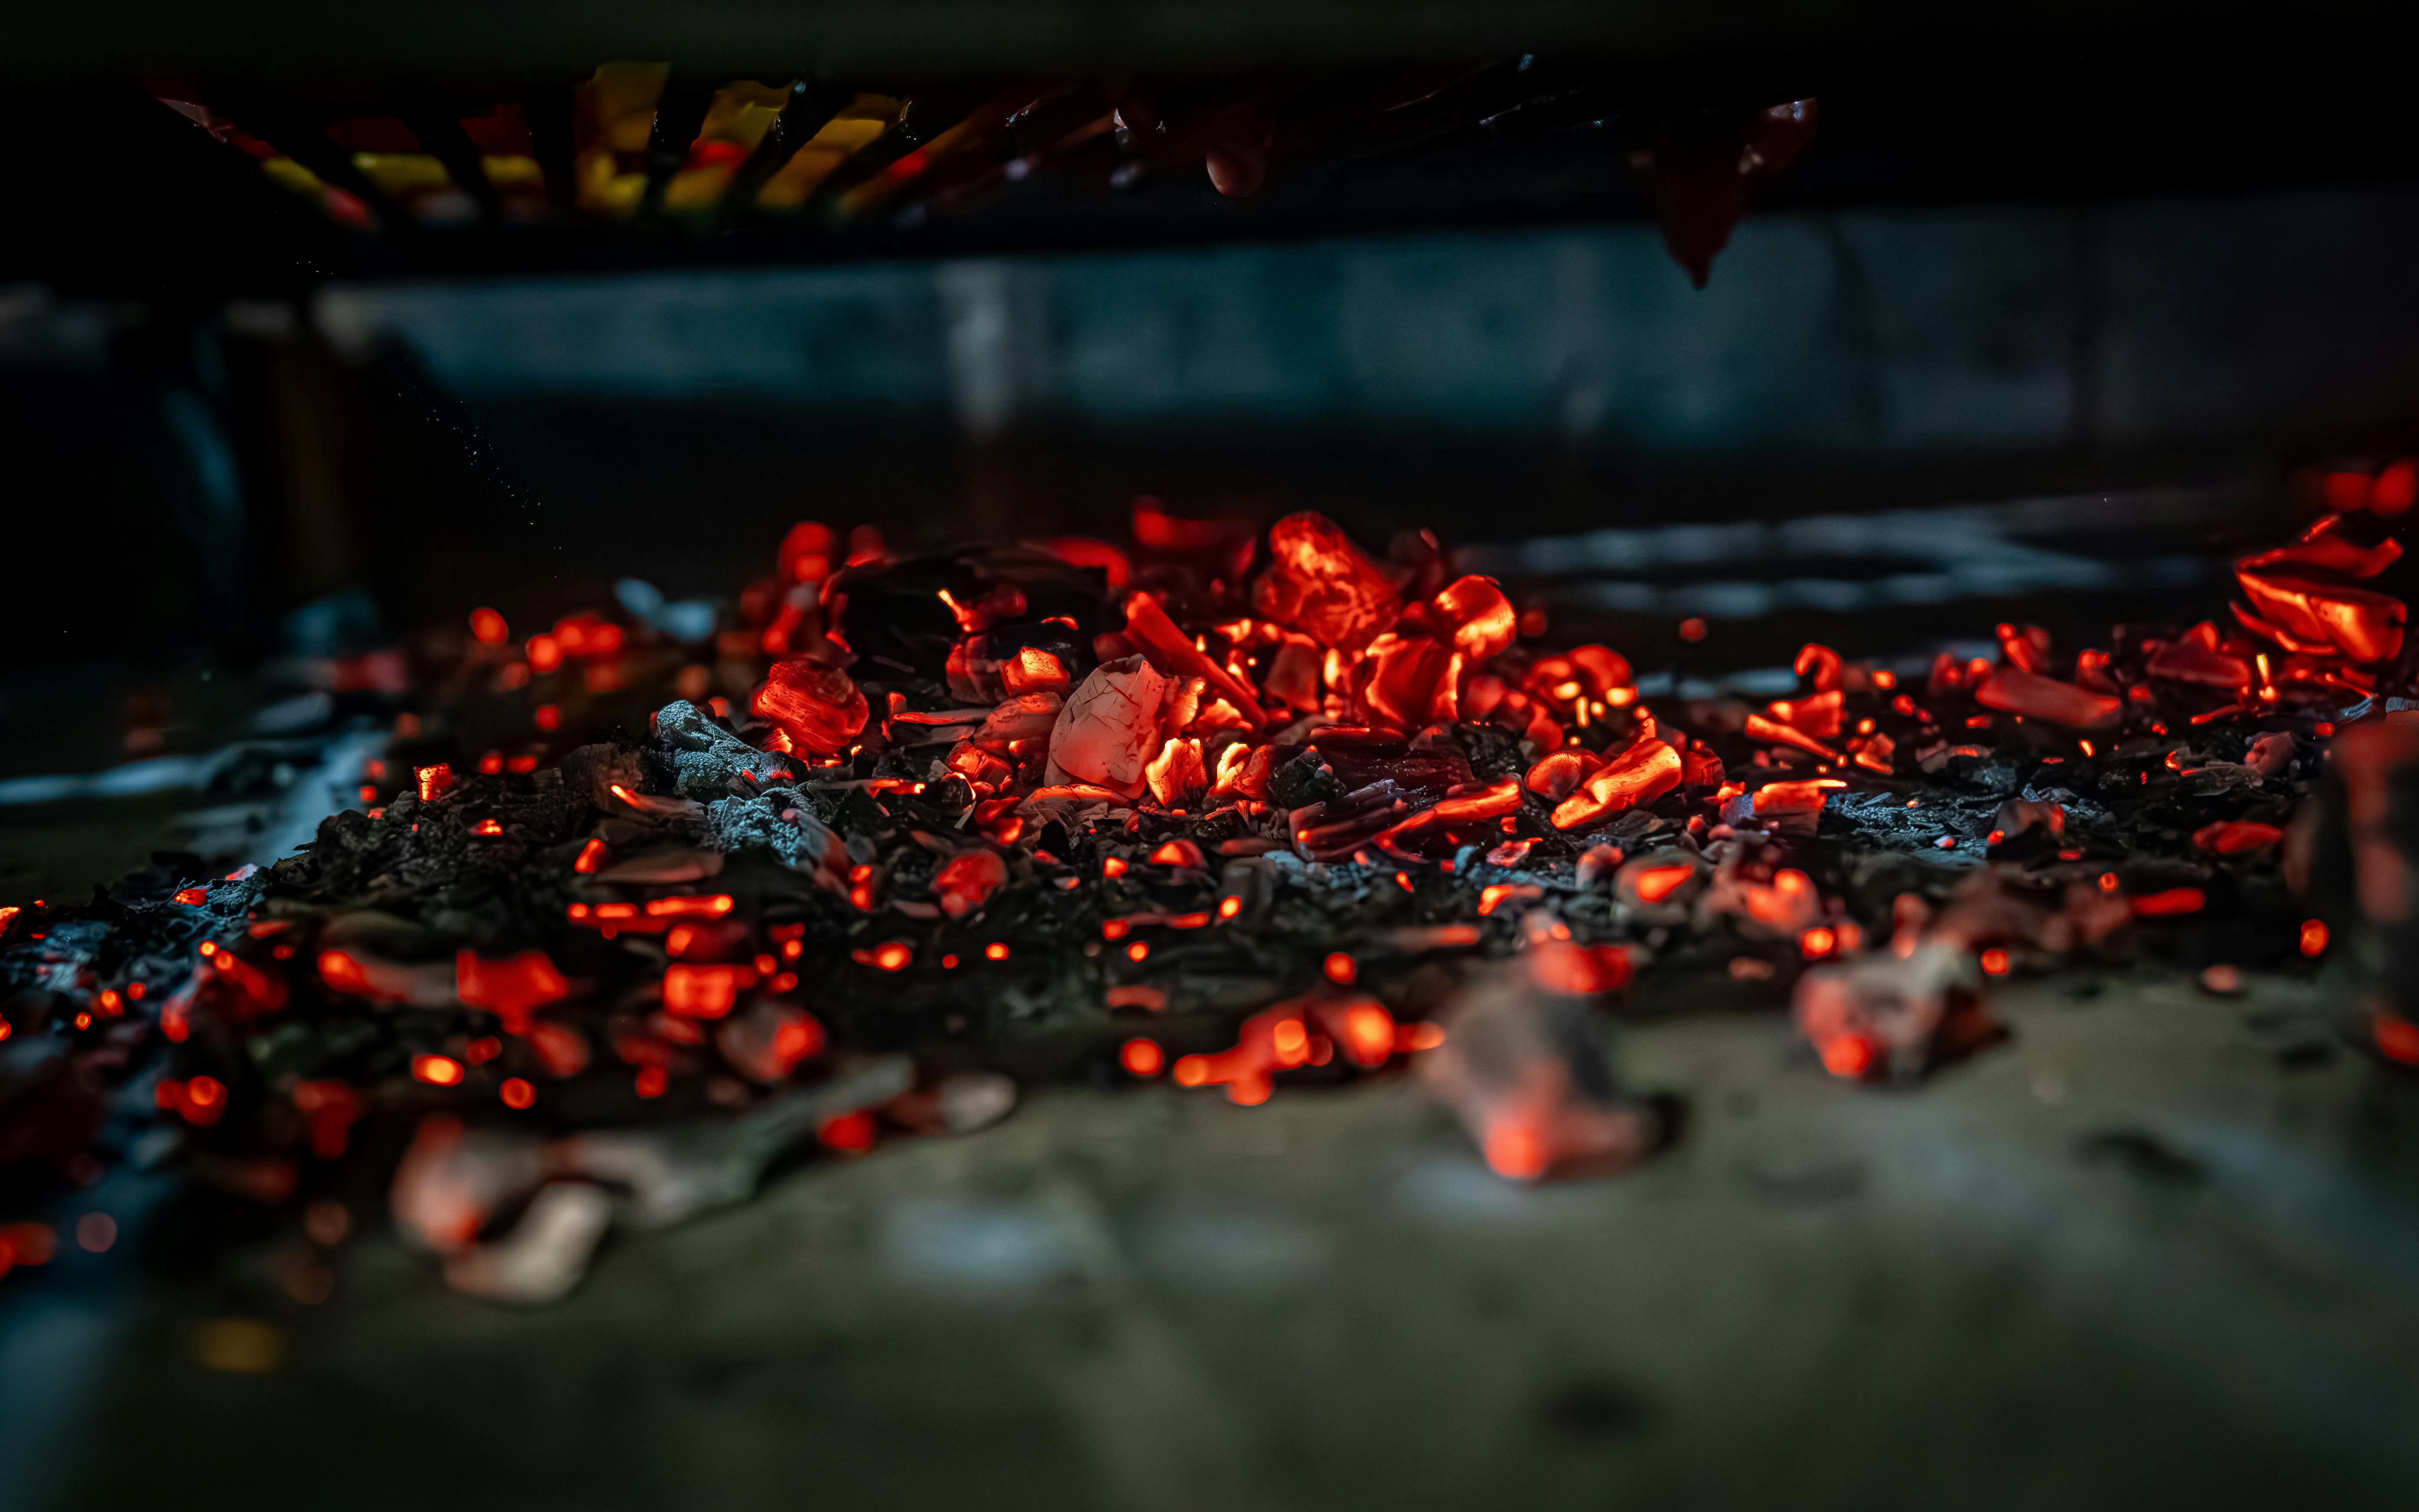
<box><xmin>1048</xmin><ymin>654</ymin><xmax>1174</xmax><ymax>798</ymax></box>
<box><xmin>1250</xmin><ymin>512</ymin><xmax>1401</xmax><ymax>649</ymax></box>
<box><xmin>934</xmin><ymin>849</ymin><xmax>1009</xmax><ymax>919</ymax></box>
<box><xmin>752</xmin><ymin>658</ymin><xmax>870</xmax><ymax>755</ymax></box>
<box><xmin>2192</xmin><ymin>820</ymin><xmax>2284</xmax><ymax>855</ymax></box>
<box><xmin>2129</xmin><ymin>888</ymin><xmax>2207</xmax><ymax>917</ymax></box>
<box><xmin>1972</xmin><ymin>665</ymin><xmax>2121</xmax><ymax>730</ymax></box>
<box><xmin>663</xmin><ymin>963</ymin><xmax>758</xmax><ymax>1018</ymax></box>
<box><xmin>455</xmin><ymin>950</ymin><xmax>572</xmax><ymax>1032</ymax></box>
<box><xmin>1121</xmin><ymin>1038</ymin><xmax>1165</xmax><ymax>1076</ymax></box>
<box><xmin>1551</xmin><ymin>738</ymin><xmax>1682</xmax><ymax>830</ymax></box>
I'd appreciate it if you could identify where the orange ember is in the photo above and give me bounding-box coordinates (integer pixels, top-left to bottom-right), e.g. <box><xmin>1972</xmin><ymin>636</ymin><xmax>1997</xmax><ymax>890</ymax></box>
<box><xmin>455</xmin><ymin>949</ymin><xmax>571</xmax><ymax>1032</ymax></box>
<box><xmin>1249</xmin><ymin>512</ymin><xmax>1401</xmax><ymax>649</ymax></box>
<box><xmin>1972</xmin><ymin>665</ymin><xmax>2122</xmax><ymax>730</ymax></box>
<box><xmin>1121</xmin><ymin>1038</ymin><xmax>1166</xmax><ymax>1076</ymax></box>
<box><xmin>663</xmin><ymin>963</ymin><xmax>758</xmax><ymax>1018</ymax></box>
<box><xmin>1551</xmin><ymin>738</ymin><xmax>1682</xmax><ymax>830</ymax></box>
<box><xmin>753</xmin><ymin>658</ymin><xmax>870</xmax><ymax>756</ymax></box>
<box><xmin>2129</xmin><ymin>888</ymin><xmax>2207</xmax><ymax>917</ymax></box>
<box><xmin>934</xmin><ymin>849</ymin><xmax>1009</xmax><ymax>919</ymax></box>
<box><xmin>1632</xmin><ymin>864</ymin><xmax>1695</xmax><ymax>904</ymax></box>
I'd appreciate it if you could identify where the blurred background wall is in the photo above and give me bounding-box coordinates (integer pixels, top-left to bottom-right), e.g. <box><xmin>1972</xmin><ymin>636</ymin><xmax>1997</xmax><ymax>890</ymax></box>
<box><xmin>315</xmin><ymin>185</ymin><xmax>2419</xmax><ymax>456</ymax></box>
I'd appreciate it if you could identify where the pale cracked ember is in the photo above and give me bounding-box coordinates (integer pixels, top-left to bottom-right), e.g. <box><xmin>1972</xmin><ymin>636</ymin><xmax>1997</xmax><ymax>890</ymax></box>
<box><xmin>1047</xmin><ymin>654</ymin><xmax>1175</xmax><ymax>797</ymax></box>
<box><xmin>4</xmin><ymin>478</ymin><xmax>2416</xmax><ymax>1284</ymax></box>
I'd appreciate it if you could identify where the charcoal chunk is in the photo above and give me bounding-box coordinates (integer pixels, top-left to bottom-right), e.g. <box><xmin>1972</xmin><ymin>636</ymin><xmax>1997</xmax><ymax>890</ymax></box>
<box><xmin>704</xmin><ymin>788</ymin><xmax>846</xmax><ymax>891</ymax></box>
<box><xmin>1452</xmin><ymin>721</ymin><xmax>1528</xmax><ymax>782</ymax></box>
<box><xmin>1268</xmin><ymin>749</ymin><xmax>1342</xmax><ymax>811</ymax></box>
<box><xmin>560</xmin><ymin>742</ymin><xmax>644</xmax><ymax>809</ymax></box>
<box><xmin>651</xmin><ymin>700</ymin><xmax>780</xmax><ymax>800</ymax></box>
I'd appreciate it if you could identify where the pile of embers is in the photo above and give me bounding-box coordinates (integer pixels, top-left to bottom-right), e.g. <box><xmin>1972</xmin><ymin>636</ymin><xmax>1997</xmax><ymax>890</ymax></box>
<box><xmin>7</xmin><ymin>478</ymin><xmax>2419</xmax><ymax>1298</ymax></box>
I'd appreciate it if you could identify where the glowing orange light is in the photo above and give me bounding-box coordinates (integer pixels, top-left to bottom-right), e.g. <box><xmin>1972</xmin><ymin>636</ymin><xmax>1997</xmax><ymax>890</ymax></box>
<box><xmin>412</xmin><ymin>1055</ymin><xmax>464</xmax><ymax>1087</ymax></box>
<box><xmin>778</xmin><ymin>520</ymin><xmax>835</xmax><ymax>584</ymax></box>
<box><xmin>769</xmin><ymin>1015</ymin><xmax>825</xmax><ymax>1068</ymax></box>
<box><xmin>1149</xmin><ymin>838</ymin><xmax>1206</xmax><ymax>869</ymax></box>
<box><xmin>2098</xmin><ymin>873</ymin><xmax>2120</xmax><ymax>893</ymax></box>
<box><xmin>2130</xmin><ymin>888</ymin><xmax>2206</xmax><ymax>918</ymax></box>
<box><xmin>1324</xmin><ymin>952</ymin><xmax>1356</xmax><ymax>984</ymax></box>
<box><xmin>1339</xmin><ymin>1003</ymin><xmax>1396</xmax><ymax>1065</ymax></box>
<box><xmin>818</xmin><ymin>1110</ymin><xmax>878</xmax><ymax>1152</ymax></box>
<box><xmin>873</xmin><ymin>941</ymin><xmax>911</xmax><ymax>972</ymax></box>
<box><xmin>473</xmin><ymin>818</ymin><xmax>503</xmax><ymax>836</ymax></box>
<box><xmin>663</xmin><ymin>963</ymin><xmax>757</xmax><ymax>1018</ymax></box>
<box><xmin>1980</xmin><ymin>948</ymin><xmax>2010</xmax><ymax>976</ymax></box>
<box><xmin>1039</xmin><ymin>536</ymin><xmax>1134</xmax><ymax>590</ymax></box>
<box><xmin>173</xmin><ymin>886</ymin><xmax>208</xmax><ymax>906</ymax></box>
<box><xmin>934</xmin><ymin>849</ymin><xmax>1009</xmax><ymax>920</ymax></box>
<box><xmin>470</xmin><ymin>608</ymin><xmax>509</xmax><ymax>645</ymax></box>
<box><xmin>1633</xmin><ymin>864</ymin><xmax>1695</xmax><ymax>904</ymax></box>
<box><xmin>1121</xmin><ymin>1038</ymin><xmax>1166</xmax><ymax>1076</ymax></box>
<box><xmin>1271</xmin><ymin>1019</ymin><xmax>1309</xmax><ymax>1058</ymax></box>
<box><xmin>500</xmin><ymin>1078</ymin><xmax>535</xmax><ymax>1109</ymax></box>
<box><xmin>572</xmin><ymin>838</ymin><xmax>607</xmax><ymax>874</ymax></box>
<box><xmin>526</xmin><ymin>634</ymin><xmax>561</xmax><ymax>672</ymax></box>
<box><xmin>1752</xmin><ymin>778</ymin><xmax>1848</xmax><ymax>815</ymax></box>
<box><xmin>1801</xmin><ymin>927</ymin><xmax>1837</xmax><ymax>959</ymax></box>
<box><xmin>1104</xmin><ymin>856</ymin><xmax>1128</xmax><ymax>878</ymax></box>
<box><xmin>480</xmin><ymin>751</ymin><xmax>504</xmax><ymax>775</ymax></box>
<box><xmin>1127</xmin><ymin>941</ymin><xmax>1150</xmax><ymax>962</ymax></box>
<box><xmin>1218</xmin><ymin>896</ymin><xmax>1242</xmax><ymax>919</ymax></box>
<box><xmin>1483</xmin><ymin>1121</ymin><xmax>1550</xmax><ymax>1180</ymax></box>
<box><xmin>1478</xmin><ymin>882</ymin><xmax>1541</xmax><ymax>915</ymax></box>
<box><xmin>2301</xmin><ymin>919</ymin><xmax>2329</xmax><ymax>957</ymax></box>
<box><xmin>644</xmin><ymin>894</ymin><xmax>735</xmax><ymax>918</ymax></box>
<box><xmin>2193</xmin><ymin>820</ymin><xmax>2284</xmax><ymax>856</ymax></box>
<box><xmin>2377</xmin><ymin>1013</ymin><xmax>2419</xmax><ymax>1066</ymax></box>
<box><xmin>1819</xmin><ymin>1035</ymin><xmax>1874</xmax><ymax>1078</ymax></box>
<box><xmin>985</xmin><ymin>942</ymin><xmax>1010</xmax><ymax>961</ymax></box>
